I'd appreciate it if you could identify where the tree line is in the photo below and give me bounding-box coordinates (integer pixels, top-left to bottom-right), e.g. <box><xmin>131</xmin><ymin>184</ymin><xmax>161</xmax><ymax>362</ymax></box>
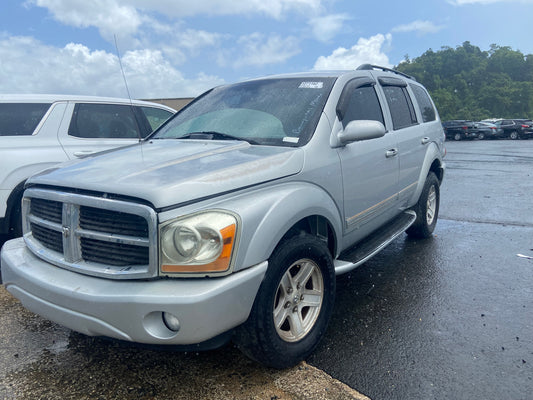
<box><xmin>395</xmin><ymin>41</ymin><xmax>533</xmax><ymax>122</ymax></box>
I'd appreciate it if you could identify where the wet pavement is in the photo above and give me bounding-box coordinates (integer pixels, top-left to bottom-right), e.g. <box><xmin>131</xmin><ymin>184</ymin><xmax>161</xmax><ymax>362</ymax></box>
<box><xmin>1</xmin><ymin>140</ymin><xmax>532</xmax><ymax>399</ymax></box>
<box><xmin>308</xmin><ymin>140</ymin><xmax>533</xmax><ymax>399</ymax></box>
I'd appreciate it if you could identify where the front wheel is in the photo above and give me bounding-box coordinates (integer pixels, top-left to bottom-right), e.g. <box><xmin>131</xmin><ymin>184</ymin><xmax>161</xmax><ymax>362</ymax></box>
<box><xmin>234</xmin><ymin>234</ymin><xmax>335</xmax><ymax>369</ymax></box>
<box><xmin>454</xmin><ymin>133</ymin><xmax>462</xmax><ymax>141</ymax></box>
<box><xmin>406</xmin><ymin>172</ymin><xmax>440</xmax><ymax>238</ymax></box>
<box><xmin>477</xmin><ymin>132</ymin><xmax>485</xmax><ymax>140</ymax></box>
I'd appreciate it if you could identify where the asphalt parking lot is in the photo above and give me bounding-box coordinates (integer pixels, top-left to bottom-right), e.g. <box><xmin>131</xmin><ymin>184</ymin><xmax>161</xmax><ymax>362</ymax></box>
<box><xmin>1</xmin><ymin>139</ymin><xmax>532</xmax><ymax>399</ymax></box>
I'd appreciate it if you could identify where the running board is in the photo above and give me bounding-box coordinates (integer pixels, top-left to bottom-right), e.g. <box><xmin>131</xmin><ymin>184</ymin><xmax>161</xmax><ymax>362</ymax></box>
<box><xmin>334</xmin><ymin>210</ymin><xmax>416</xmax><ymax>275</ymax></box>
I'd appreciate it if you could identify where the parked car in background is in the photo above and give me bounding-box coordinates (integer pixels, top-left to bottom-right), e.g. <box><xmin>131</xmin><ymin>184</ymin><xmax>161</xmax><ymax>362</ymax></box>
<box><xmin>0</xmin><ymin>95</ymin><xmax>175</xmax><ymax>237</ymax></box>
<box><xmin>474</xmin><ymin>121</ymin><xmax>503</xmax><ymax>140</ymax></box>
<box><xmin>442</xmin><ymin>120</ymin><xmax>478</xmax><ymax>141</ymax></box>
<box><xmin>484</xmin><ymin>119</ymin><xmax>533</xmax><ymax>140</ymax></box>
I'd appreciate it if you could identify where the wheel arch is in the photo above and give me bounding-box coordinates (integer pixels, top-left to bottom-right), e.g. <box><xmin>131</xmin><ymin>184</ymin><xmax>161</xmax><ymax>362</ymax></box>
<box><xmin>231</xmin><ymin>183</ymin><xmax>343</xmax><ymax>272</ymax></box>
<box><xmin>1</xmin><ymin>180</ymin><xmax>26</xmax><ymax>235</ymax></box>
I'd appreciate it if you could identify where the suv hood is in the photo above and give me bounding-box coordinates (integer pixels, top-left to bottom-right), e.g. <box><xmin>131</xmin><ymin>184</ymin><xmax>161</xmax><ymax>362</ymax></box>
<box><xmin>28</xmin><ymin>140</ymin><xmax>304</xmax><ymax>209</ymax></box>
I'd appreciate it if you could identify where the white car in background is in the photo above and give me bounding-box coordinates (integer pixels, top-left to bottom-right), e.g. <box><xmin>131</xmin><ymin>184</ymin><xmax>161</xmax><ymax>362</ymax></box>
<box><xmin>0</xmin><ymin>94</ymin><xmax>175</xmax><ymax>237</ymax></box>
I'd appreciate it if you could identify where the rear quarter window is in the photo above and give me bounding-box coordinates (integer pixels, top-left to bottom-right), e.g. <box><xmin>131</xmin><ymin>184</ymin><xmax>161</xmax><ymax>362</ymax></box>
<box><xmin>382</xmin><ymin>85</ymin><xmax>418</xmax><ymax>130</ymax></box>
<box><xmin>410</xmin><ymin>84</ymin><xmax>436</xmax><ymax>122</ymax></box>
<box><xmin>140</xmin><ymin>106</ymin><xmax>174</xmax><ymax>131</ymax></box>
<box><xmin>0</xmin><ymin>103</ymin><xmax>51</xmax><ymax>136</ymax></box>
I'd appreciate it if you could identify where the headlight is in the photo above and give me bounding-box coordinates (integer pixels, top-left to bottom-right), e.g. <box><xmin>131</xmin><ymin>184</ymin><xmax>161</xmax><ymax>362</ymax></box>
<box><xmin>160</xmin><ymin>211</ymin><xmax>238</xmax><ymax>275</ymax></box>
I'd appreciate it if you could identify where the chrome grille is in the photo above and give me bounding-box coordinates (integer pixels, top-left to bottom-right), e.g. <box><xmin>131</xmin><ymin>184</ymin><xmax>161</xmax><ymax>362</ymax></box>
<box><xmin>22</xmin><ymin>188</ymin><xmax>158</xmax><ymax>279</ymax></box>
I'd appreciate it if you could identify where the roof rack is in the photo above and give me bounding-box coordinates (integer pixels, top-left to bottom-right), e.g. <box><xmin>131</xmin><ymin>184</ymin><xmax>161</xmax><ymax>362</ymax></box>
<box><xmin>356</xmin><ymin>64</ymin><xmax>416</xmax><ymax>81</ymax></box>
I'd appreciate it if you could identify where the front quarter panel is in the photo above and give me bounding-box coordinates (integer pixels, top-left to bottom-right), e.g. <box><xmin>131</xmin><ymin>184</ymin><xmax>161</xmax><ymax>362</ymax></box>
<box><xmin>158</xmin><ymin>182</ymin><xmax>343</xmax><ymax>274</ymax></box>
<box><xmin>230</xmin><ymin>182</ymin><xmax>342</xmax><ymax>270</ymax></box>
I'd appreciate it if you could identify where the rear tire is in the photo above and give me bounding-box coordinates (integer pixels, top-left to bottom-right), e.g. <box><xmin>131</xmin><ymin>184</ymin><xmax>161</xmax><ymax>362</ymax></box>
<box><xmin>234</xmin><ymin>234</ymin><xmax>335</xmax><ymax>369</ymax></box>
<box><xmin>406</xmin><ymin>172</ymin><xmax>440</xmax><ymax>239</ymax></box>
<box><xmin>509</xmin><ymin>131</ymin><xmax>519</xmax><ymax>140</ymax></box>
<box><xmin>454</xmin><ymin>133</ymin><xmax>462</xmax><ymax>141</ymax></box>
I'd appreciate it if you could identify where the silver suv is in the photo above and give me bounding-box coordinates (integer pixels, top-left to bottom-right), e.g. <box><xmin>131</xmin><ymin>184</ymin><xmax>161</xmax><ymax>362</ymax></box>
<box><xmin>1</xmin><ymin>65</ymin><xmax>445</xmax><ymax>368</ymax></box>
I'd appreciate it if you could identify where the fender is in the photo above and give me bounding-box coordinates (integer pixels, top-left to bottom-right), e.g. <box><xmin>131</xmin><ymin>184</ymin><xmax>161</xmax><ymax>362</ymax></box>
<box><xmin>407</xmin><ymin>141</ymin><xmax>445</xmax><ymax>207</ymax></box>
<box><xmin>212</xmin><ymin>181</ymin><xmax>343</xmax><ymax>272</ymax></box>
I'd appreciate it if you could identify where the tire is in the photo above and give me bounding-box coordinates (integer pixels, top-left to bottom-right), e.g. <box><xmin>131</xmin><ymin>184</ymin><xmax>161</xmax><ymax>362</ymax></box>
<box><xmin>453</xmin><ymin>133</ymin><xmax>462</xmax><ymax>141</ymax></box>
<box><xmin>509</xmin><ymin>131</ymin><xmax>519</xmax><ymax>140</ymax></box>
<box><xmin>406</xmin><ymin>172</ymin><xmax>440</xmax><ymax>239</ymax></box>
<box><xmin>234</xmin><ymin>233</ymin><xmax>335</xmax><ymax>369</ymax></box>
<box><xmin>477</xmin><ymin>132</ymin><xmax>485</xmax><ymax>140</ymax></box>
<box><xmin>8</xmin><ymin>194</ymin><xmax>23</xmax><ymax>238</ymax></box>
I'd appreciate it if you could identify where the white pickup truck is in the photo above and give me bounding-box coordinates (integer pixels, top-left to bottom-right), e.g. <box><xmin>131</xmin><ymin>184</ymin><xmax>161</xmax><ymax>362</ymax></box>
<box><xmin>0</xmin><ymin>95</ymin><xmax>174</xmax><ymax>237</ymax></box>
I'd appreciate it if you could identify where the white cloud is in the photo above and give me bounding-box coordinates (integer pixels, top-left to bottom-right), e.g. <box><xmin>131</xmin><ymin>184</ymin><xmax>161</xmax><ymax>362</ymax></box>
<box><xmin>30</xmin><ymin>0</ymin><xmax>324</xmax><ymax>34</ymax></box>
<box><xmin>392</xmin><ymin>20</ymin><xmax>444</xmax><ymax>35</ymax></box>
<box><xmin>0</xmin><ymin>35</ymin><xmax>223</xmax><ymax>98</ymax></box>
<box><xmin>309</xmin><ymin>13</ymin><xmax>351</xmax><ymax>42</ymax></box>
<box><xmin>130</xmin><ymin>0</ymin><xmax>323</xmax><ymax>19</ymax></box>
<box><xmin>32</xmin><ymin>0</ymin><xmax>142</xmax><ymax>41</ymax></box>
<box><xmin>226</xmin><ymin>33</ymin><xmax>301</xmax><ymax>67</ymax></box>
<box><xmin>313</xmin><ymin>34</ymin><xmax>392</xmax><ymax>70</ymax></box>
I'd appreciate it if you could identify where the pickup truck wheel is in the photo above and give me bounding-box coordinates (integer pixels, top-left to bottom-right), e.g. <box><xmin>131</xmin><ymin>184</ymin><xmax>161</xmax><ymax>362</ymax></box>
<box><xmin>234</xmin><ymin>234</ymin><xmax>335</xmax><ymax>369</ymax></box>
<box><xmin>406</xmin><ymin>172</ymin><xmax>439</xmax><ymax>239</ymax></box>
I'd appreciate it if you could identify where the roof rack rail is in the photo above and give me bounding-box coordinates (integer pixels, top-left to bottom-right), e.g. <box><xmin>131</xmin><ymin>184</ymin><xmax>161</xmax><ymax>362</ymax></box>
<box><xmin>356</xmin><ymin>64</ymin><xmax>416</xmax><ymax>81</ymax></box>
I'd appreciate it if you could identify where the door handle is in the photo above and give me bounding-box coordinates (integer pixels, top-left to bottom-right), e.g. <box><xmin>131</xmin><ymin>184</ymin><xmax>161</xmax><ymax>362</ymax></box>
<box><xmin>73</xmin><ymin>150</ymin><xmax>96</xmax><ymax>158</ymax></box>
<box><xmin>386</xmin><ymin>148</ymin><xmax>398</xmax><ymax>158</ymax></box>
<box><xmin>421</xmin><ymin>137</ymin><xmax>431</xmax><ymax>144</ymax></box>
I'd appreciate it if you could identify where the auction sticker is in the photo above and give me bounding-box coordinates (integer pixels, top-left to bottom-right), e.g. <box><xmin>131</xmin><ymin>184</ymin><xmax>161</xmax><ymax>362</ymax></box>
<box><xmin>299</xmin><ymin>81</ymin><xmax>323</xmax><ymax>89</ymax></box>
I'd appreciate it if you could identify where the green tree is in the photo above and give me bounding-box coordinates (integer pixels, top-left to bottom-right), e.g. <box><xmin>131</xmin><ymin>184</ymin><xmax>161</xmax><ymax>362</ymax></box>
<box><xmin>396</xmin><ymin>42</ymin><xmax>533</xmax><ymax>121</ymax></box>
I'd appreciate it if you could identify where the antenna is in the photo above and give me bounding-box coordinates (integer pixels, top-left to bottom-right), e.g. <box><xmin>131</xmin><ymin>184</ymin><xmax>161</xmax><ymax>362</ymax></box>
<box><xmin>114</xmin><ymin>34</ymin><xmax>133</xmax><ymax>101</ymax></box>
<box><xmin>113</xmin><ymin>34</ymin><xmax>143</xmax><ymax>142</ymax></box>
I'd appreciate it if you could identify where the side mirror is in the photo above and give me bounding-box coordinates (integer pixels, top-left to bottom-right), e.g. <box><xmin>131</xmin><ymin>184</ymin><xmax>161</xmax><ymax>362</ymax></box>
<box><xmin>338</xmin><ymin>120</ymin><xmax>386</xmax><ymax>145</ymax></box>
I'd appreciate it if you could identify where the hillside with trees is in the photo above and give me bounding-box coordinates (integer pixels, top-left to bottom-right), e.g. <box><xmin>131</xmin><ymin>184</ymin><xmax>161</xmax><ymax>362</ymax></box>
<box><xmin>395</xmin><ymin>42</ymin><xmax>533</xmax><ymax>121</ymax></box>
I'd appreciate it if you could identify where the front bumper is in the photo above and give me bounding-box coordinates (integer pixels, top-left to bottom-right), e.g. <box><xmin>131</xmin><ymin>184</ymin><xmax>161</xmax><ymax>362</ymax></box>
<box><xmin>1</xmin><ymin>238</ymin><xmax>267</xmax><ymax>345</ymax></box>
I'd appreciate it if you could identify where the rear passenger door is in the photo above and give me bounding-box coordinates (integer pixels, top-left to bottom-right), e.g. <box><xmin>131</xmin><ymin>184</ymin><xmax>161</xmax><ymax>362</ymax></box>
<box><xmin>379</xmin><ymin>78</ymin><xmax>429</xmax><ymax>207</ymax></box>
<box><xmin>58</xmin><ymin>102</ymin><xmax>145</xmax><ymax>159</ymax></box>
<box><xmin>336</xmin><ymin>79</ymin><xmax>400</xmax><ymax>233</ymax></box>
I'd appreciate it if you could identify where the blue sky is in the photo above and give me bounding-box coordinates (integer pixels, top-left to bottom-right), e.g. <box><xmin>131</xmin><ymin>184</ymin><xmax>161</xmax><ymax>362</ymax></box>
<box><xmin>1</xmin><ymin>0</ymin><xmax>532</xmax><ymax>99</ymax></box>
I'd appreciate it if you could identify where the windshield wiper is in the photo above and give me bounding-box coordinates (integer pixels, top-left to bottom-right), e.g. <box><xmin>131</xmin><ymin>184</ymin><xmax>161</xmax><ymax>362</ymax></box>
<box><xmin>179</xmin><ymin>131</ymin><xmax>261</xmax><ymax>145</ymax></box>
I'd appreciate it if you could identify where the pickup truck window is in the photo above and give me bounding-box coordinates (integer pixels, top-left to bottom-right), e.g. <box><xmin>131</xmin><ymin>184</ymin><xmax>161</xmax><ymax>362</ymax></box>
<box><xmin>382</xmin><ymin>85</ymin><xmax>418</xmax><ymax>130</ymax></box>
<box><xmin>0</xmin><ymin>103</ymin><xmax>51</xmax><ymax>136</ymax></box>
<box><xmin>69</xmin><ymin>103</ymin><xmax>142</xmax><ymax>139</ymax></box>
<box><xmin>342</xmin><ymin>85</ymin><xmax>384</xmax><ymax>127</ymax></box>
<box><xmin>153</xmin><ymin>78</ymin><xmax>336</xmax><ymax>146</ymax></box>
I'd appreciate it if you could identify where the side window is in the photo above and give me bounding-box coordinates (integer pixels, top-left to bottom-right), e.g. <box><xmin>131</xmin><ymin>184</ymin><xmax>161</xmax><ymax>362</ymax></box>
<box><xmin>140</xmin><ymin>106</ymin><xmax>173</xmax><ymax>132</ymax></box>
<box><xmin>382</xmin><ymin>86</ymin><xmax>418</xmax><ymax>130</ymax></box>
<box><xmin>0</xmin><ymin>103</ymin><xmax>51</xmax><ymax>136</ymax></box>
<box><xmin>68</xmin><ymin>103</ymin><xmax>142</xmax><ymax>139</ymax></box>
<box><xmin>342</xmin><ymin>85</ymin><xmax>385</xmax><ymax>126</ymax></box>
<box><xmin>410</xmin><ymin>84</ymin><xmax>436</xmax><ymax>122</ymax></box>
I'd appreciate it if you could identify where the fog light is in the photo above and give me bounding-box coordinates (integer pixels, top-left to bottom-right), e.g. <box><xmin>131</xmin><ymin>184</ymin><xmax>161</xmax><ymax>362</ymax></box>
<box><xmin>162</xmin><ymin>312</ymin><xmax>181</xmax><ymax>332</ymax></box>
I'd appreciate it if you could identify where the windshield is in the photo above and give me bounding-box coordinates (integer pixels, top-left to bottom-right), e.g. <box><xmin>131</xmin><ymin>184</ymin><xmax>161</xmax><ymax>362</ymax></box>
<box><xmin>153</xmin><ymin>77</ymin><xmax>336</xmax><ymax>146</ymax></box>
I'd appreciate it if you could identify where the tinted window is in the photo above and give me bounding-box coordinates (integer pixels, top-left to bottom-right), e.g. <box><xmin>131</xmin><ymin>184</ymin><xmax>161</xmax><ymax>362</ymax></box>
<box><xmin>343</xmin><ymin>85</ymin><xmax>384</xmax><ymax>126</ymax></box>
<box><xmin>382</xmin><ymin>86</ymin><xmax>418</xmax><ymax>130</ymax></box>
<box><xmin>410</xmin><ymin>84</ymin><xmax>436</xmax><ymax>122</ymax></box>
<box><xmin>0</xmin><ymin>103</ymin><xmax>51</xmax><ymax>136</ymax></box>
<box><xmin>69</xmin><ymin>103</ymin><xmax>142</xmax><ymax>139</ymax></box>
<box><xmin>154</xmin><ymin>78</ymin><xmax>336</xmax><ymax>147</ymax></box>
<box><xmin>140</xmin><ymin>106</ymin><xmax>173</xmax><ymax>131</ymax></box>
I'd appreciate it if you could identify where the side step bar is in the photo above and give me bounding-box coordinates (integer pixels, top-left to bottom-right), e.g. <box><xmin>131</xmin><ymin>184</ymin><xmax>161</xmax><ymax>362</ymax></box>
<box><xmin>334</xmin><ymin>210</ymin><xmax>416</xmax><ymax>275</ymax></box>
